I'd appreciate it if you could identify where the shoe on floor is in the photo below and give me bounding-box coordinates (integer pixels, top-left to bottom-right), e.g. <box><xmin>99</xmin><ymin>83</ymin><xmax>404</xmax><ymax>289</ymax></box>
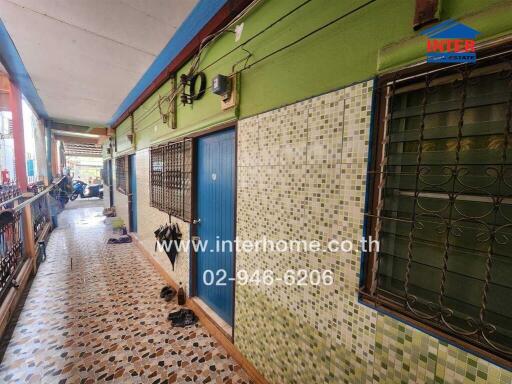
<box><xmin>160</xmin><ymin>286</ymin><xmax>172</xmax><ymax>298</ymax></box>
<box><xmin>171</xmin><ymin>309</ymin><xmax>197</xmax><ymax>327</ymax></box>
<box><xmin>167</xmin><ymin>309</ymin><xmax>184</xmax><ymax>322</ymax></box>
<box><xmin>163</xmin><ymin>289</ymin><xmax>176</xmax><ymax>302</ymax></box>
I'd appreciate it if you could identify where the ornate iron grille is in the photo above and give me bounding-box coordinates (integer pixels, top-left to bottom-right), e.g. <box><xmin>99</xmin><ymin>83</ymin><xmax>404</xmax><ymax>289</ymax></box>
<box><xmin>0</xmin><ymin>210</ymin><xmax>23</xmax><ymax>302</ymax></box>
<box><xmin>150</xmin><ymin>139</ymin><xmax>192</xmax><ymax>222</ymax></box>
<box><xmin>115</xmin><ymin>156</ymin><xmax>128</xmax><ymax>194</ymax></box>
<box><xmin>0</xmin><ymin>185</ymin><xmax>21</xmax><ymax>206</ymax></box>
<box><xmin>32</xmin><ymin>198</ymin><xmax>50</xmax><ymax>242</ymax></box>
<box><xmin>363</xmin><ymin>52</ymin><xmax>512</xmax><ymax>363</ymax></box>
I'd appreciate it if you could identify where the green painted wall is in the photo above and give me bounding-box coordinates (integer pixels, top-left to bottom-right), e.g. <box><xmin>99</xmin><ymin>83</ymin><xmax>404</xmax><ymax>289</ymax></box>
<box><xmin>115</xmin><ymin>0</ymin><xmax>510</xmax><ymax>151</ymax></box>
<box><xmin>115</xmin><ymin>116</ymin><xmax>133</xmax><ymax>154</ymax></box>
<box><xmin>133</xmin><ymin>78</ymin><xmax>175</xmax><ymax>149</ymax></box>
<box><xmin>118</xmin><ymin>0</ymin><xmax>511</xmax><ymax>150</ymax></box>
<box><xmin>109</xmin><ymin>0</ymin><xmax>512</xmax><ymax>379</ymax></box>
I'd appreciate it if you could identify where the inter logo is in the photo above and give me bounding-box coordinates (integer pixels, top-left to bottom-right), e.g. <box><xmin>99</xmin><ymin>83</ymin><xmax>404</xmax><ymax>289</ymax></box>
<box><xmin>420</xmin><ymin>19</ymin><xmax>480</xmax><ymax>63</ymax></box>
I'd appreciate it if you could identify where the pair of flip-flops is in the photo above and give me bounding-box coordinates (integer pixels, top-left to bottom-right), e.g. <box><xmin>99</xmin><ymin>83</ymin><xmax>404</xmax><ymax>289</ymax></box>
<box><xmin>160</xmin><ymin>286</ymin><xmax>176</xmax><ymax>302</ymax></box>
<box><xmin>167</xmin><ymin>308</ymin><xmax>197</xmax><ymax>327</ymax></box>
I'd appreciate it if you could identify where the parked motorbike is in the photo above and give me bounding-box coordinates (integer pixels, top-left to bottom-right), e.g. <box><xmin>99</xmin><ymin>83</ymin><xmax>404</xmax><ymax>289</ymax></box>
<box><xmin>70</xmin><ymin>180</ymin><xmax>103</xmax><ymax>201</ymax></box>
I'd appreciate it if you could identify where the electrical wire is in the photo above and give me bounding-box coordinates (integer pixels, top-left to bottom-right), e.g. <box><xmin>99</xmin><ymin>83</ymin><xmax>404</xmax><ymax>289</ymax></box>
<box><xmin>236</xmin><ymin>0</ymin><xmax>377</xmax><ymax>74</ymax></box>
<box><xmin>133</xmin><ymin>0</ymin><xmax>303</xmax><ymax>126</ymax></box>
<box><xmin>187</xmin><ymin>0</ymin><xmax>265</xmax><ymax>76</ymax></box>
<box><xmin>130</xmin><ymin>0</ymin><xmax>377</xmax><ymax>129</ymax></box>
<box><xmin>139</xmin><ymin>0</ymin><xmax>267</xmax><ymax>124</ymax></box>
<box><xmin>199</xmin><ymin>0</ymin><xmax>314</xmax><ymax>74</ymax></box>
<box><xmin>132</xmin><ymin>0</ymin><xmax>314</xmax><ymax>126</ymax></box>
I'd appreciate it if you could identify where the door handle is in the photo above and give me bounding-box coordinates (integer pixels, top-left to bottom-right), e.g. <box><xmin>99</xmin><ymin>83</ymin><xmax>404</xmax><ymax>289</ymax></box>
<box><xmin>192</xmin><ymin>218</ymin><xmax>201</xmax><ymax>224</ymax></box>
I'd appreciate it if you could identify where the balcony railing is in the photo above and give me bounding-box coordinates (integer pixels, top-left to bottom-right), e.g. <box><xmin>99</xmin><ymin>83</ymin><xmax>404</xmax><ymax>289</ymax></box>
<box><xmin>0</xmin><ymin>177</ymin><xmax>65</xmax><ymax>305</ymax></box>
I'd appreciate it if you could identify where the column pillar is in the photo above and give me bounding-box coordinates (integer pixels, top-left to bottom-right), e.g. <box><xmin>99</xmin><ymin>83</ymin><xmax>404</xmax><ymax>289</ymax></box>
<box><xmin>45</xmin><ymin>120</ymin><xmax>53</xmax><ymax>182</ymax></box>
<box><xmin>9</xmin><ymin>81</ymin><xmax>27</xmax><ymax>191</ymax></box>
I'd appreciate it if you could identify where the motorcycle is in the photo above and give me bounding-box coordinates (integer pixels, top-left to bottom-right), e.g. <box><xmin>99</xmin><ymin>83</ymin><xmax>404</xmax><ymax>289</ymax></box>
<box><xmin>70</xmin><ymin>180</ymin><xmax>103</xmax><ymax>201</ymax></box>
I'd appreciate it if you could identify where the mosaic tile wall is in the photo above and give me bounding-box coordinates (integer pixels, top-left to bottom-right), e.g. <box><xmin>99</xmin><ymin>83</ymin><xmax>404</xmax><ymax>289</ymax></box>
<box><xmin>103</xmin><ymin>182</ymin><xmax>111</xmax><ymax>209</ymax></box>
<box><xmin>234</xmin><ymin>80</ymin><xmax>512</xmax><ymax>383</ymax></box>
<box><xmin>112</xmin><ymin>175</ymin><xmax>129</xmax><ymax>231</ymax></box>
<box><xmin>134</xmin><ymin>149</ymin><xmax>190</xmax><ymax>292</ymax></box>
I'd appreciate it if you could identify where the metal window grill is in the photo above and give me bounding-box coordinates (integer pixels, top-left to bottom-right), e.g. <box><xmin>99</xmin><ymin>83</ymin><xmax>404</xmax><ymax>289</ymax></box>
<box><xmin>150</xmin><ymin>139</ymin><xmax>192</xmax><ymax>222</ymax></box>
<box><xmin>0</xmin><ymin>210</ymin><xmax>23</xmax><ymax>302</ymax></box>
<box><xmin>115</xmin><ymin>156</ymin><xmax>128</xmax><ymax>194</ymax></box>
<box><xmin>363</xmin><ymin>51</ymin><xmax>512</xmax><ymax>362</ymax></box>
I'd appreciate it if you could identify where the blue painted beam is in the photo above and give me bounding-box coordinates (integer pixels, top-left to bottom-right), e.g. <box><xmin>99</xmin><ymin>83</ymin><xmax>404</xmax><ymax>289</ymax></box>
<box><xmin>0</xmin><ymin>19</ymin><xmax>48</xmax><ymax>119</ymax></box>
<box><xmin>109</xmin><ymin>0</ymin><xmax>228</xmax><ymax>126</ymax></box>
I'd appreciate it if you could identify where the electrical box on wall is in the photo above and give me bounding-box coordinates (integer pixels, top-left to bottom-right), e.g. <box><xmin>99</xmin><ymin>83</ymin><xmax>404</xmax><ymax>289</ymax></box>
<box><xmin>212</xmin><ymin>74</ymin><xmax>230</xmax><ymax>97</ymax></box>
<box><xmin>219</xmin><ymin>75</ymin><xmax>238</xmax><ymax>111</ymax></box>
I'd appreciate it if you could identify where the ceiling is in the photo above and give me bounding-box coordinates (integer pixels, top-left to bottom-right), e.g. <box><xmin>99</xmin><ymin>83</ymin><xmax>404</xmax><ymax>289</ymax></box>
<box><xmin>0</xmin><ymin>0</ymin><xmax>197</xmax><ymax>126</ymax></box>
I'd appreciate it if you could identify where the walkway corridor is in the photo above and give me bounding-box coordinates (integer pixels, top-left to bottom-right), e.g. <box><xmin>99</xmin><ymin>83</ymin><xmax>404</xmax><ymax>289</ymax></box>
<box><xmin>0</xmin><ymin>200</ymin><xmax>251</xmax><ymax>383</ymax></box>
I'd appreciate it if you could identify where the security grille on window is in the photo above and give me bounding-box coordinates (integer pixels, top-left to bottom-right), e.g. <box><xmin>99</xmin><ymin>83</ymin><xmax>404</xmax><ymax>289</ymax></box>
<box><xmin>363</xmin><ymin>51</ymin><xmax>512</xmax><ymax>365</ymax></box>
<box><xmin>115</xmin><ymin>156</ymin><xmax>128</xmax><ymax>194</ymax></box>
<box><xmin>150</xmin><ymin>139</ymin><xmax>192</xmax><ymax>222</ymax></box>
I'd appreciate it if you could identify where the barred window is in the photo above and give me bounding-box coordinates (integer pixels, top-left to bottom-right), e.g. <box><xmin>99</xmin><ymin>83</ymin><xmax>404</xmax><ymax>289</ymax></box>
<box><xmin>115</xmin><ymin>156</ymin><xmax>128</xmax><ymax>194</ymax></box>
<box><xmin>150</xmin><ymin>139</ymin><xmax>192</xmax><ymax>222</ymax></box>
<box><xmin>363</xmin><ymin>53</ymin><xmax>512</xmax><ymax>365</ymax></box>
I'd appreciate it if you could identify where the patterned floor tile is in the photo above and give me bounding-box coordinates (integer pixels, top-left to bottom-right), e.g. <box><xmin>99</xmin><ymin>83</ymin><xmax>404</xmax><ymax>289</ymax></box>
<box><xmin>0</xmin><ymin>199</ymin><xmax>251</xmax><ymax>384</ymax></box>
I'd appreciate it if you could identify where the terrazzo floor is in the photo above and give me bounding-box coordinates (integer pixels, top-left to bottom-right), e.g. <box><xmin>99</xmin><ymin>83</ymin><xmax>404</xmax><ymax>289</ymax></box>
<box><xmin>0</xmin><ymin>199</ymin><xmax>251</xmax><ymax>383</ymax></box>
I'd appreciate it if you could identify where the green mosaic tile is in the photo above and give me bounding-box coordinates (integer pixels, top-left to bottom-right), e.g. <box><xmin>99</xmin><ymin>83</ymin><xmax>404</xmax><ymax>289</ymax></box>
<box><xmin>235</xmin><ymin>79</ymin><xmax>510</xmax><ymax>384</ymax></box>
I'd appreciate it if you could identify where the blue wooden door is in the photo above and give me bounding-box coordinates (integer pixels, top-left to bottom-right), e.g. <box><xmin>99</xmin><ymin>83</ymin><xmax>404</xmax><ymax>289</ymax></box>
<box><xmin>196</xmin><ymin>129</ymin><xmax>235</xmax><ymax>325</ymax></box>
<box><xmin>128</xmin><ymin>154</ymin><xmax>137</xmax><ymax>232</ymax></box>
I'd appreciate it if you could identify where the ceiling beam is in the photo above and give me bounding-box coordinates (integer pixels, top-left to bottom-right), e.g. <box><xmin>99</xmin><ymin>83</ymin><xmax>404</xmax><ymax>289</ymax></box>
<box><xmin>64</xmin><ymin>153</ymin><xmax>102</xmax><ymax>158</ymax></box>
<box><xmin>54</xmin><ymin>134</ymin><xmax>101</xmax><ymax>145</ymax></box>
<box><xmin>50</xmin><ymin>121</ymin><xmax>107</xmax><ymax>136</ymax></box>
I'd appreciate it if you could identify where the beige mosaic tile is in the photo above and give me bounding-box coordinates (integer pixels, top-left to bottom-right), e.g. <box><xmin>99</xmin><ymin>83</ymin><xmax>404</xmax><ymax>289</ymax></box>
<box><xmin>135</xmin><ymin>149</ymin><xmax>190</xmax><ymax>292</ymax></box>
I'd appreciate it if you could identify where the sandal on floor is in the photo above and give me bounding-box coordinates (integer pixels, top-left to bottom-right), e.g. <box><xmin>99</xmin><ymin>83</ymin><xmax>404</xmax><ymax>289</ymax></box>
<box><xmin>167</xmin><ymin>309</ymin><xmax>184</xmax><ymax>322</ymax></box>
<box><xmin>172</xmin><ymin>309</ymin><xmax>197</xmax><ymax>327</ymax></box>
<box><xmin>163</xmin><ymin>288</ymin><xmax>176</xmax><ymax>302</ymax></box>
<box><xmin>160</xmin><ymin>286</ymin><xmax>172</xmax><ymax>298</ymax></box>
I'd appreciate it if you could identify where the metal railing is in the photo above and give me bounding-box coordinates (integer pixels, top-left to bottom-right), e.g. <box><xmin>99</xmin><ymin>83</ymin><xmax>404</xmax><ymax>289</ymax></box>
<box><xmin>0</xmin><ymin>177</ymin><xmax>65</xmax><ymax>303</ymax></box>
<box><xmin>0</xmin><ymin>208</ymin><xmax>23</xmax><ymax>303</ymax></box>
<box><xmin>0</xmin><ymin>184</ymin><xmax>22</xmax><ymax>207</ymax></box>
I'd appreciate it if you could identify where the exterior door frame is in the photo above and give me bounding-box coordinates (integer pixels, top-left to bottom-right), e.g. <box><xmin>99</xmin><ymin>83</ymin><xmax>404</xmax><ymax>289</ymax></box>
<box><xmin>127</xmin><ymin>154</ymin><xmax>137</xmax><ymax>232</ymax></box>
<box><xmin>108</xmin><ymin>159</ymin><xmax>114</xmax><ymax>208</ymax></box>
<box><xmin>189</xmin><ymin>120</ymin><xmax>237</xmax><ymax>337</ymax></box>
